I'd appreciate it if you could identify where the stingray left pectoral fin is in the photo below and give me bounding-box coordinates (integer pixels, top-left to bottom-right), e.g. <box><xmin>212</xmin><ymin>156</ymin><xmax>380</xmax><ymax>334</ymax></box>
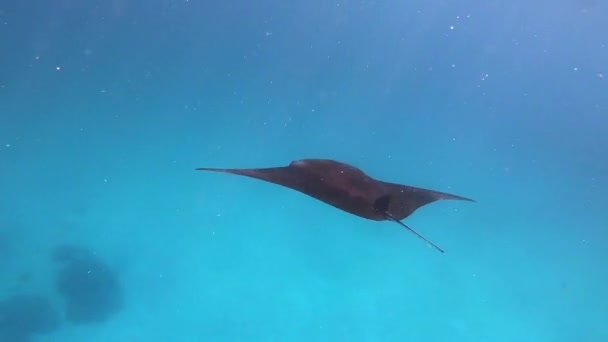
<box><xmin>384</xmin><ymin>212</ymin><xmax>445</xmax><ymax>253</ymax></box>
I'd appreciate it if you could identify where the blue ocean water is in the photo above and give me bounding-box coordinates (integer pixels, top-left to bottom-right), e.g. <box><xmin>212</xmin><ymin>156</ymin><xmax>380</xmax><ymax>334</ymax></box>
<box><xmin>1</xmin><ymin>0</ymin><xmax>606</xmax><ymax>341</ymax></box>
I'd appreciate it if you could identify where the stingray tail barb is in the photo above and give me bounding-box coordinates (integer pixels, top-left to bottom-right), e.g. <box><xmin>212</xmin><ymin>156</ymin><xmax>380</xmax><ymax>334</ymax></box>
<box><xmin>385</xmin><ymin>212</ymin><xmax>445</xmax><ymax>253</ymax></box>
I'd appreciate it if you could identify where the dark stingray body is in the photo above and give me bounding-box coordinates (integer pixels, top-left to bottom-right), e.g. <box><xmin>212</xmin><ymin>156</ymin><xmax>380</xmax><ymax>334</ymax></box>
<box><xmin>196</xmin><ymin>159</ymin><xmax>473</xmax><ymax>221</ymax></box>
<box><xmin>196</xmin><ymin>159</ymin><xmax>474</xmax><ymax>253</ymax></box>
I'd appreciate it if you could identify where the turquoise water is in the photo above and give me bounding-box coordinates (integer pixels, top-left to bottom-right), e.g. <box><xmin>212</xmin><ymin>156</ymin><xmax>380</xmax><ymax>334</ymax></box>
<box><xmin>1</xmin><ymin>1</ymin><xmax>606</xmax><ymax>341</ymax></box>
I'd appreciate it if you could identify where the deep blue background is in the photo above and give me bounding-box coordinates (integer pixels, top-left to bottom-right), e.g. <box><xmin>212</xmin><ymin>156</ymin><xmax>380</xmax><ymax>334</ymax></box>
<box><xmin>1</xmin><ymin>0</ymin><xmax>607</xmax><ymax>341</ymax></box>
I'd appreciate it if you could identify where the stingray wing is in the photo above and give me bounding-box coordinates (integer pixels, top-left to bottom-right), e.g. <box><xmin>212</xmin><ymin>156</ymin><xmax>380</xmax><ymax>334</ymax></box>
<box><xmin>195</xmin><ymin>166</ymin><xmax>313</xmax><ymax>194</ymax></box>
<box><xmin>381</xmin><ymin>182</ymin><xmax>475</xmax><ymax>221</ymax></box>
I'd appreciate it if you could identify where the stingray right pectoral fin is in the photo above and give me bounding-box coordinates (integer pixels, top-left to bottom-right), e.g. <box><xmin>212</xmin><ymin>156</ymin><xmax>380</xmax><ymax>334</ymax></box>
<box><xmin>384</xmin><ymin>212</ymin><xmax>445</xmax><ymax>253</ymax></box>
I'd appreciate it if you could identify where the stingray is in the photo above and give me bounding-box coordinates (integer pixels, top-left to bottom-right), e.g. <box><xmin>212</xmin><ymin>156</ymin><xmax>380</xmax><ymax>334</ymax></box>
<box><xmin>196</xmin><ymin>159</ymin><xmax>474</xmax><ymax>253</ymax></box>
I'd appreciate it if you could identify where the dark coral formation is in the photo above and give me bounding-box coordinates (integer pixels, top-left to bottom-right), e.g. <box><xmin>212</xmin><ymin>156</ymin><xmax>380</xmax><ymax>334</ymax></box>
<box><xmin>0</xmin><ymin>293</ymin><xmax>60</xmax><ymax>342</ymax></box>
<box><xmin>52</xmin><ymin>244</ymin><xmax>124</xmax><ymax>325</ymax></box>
